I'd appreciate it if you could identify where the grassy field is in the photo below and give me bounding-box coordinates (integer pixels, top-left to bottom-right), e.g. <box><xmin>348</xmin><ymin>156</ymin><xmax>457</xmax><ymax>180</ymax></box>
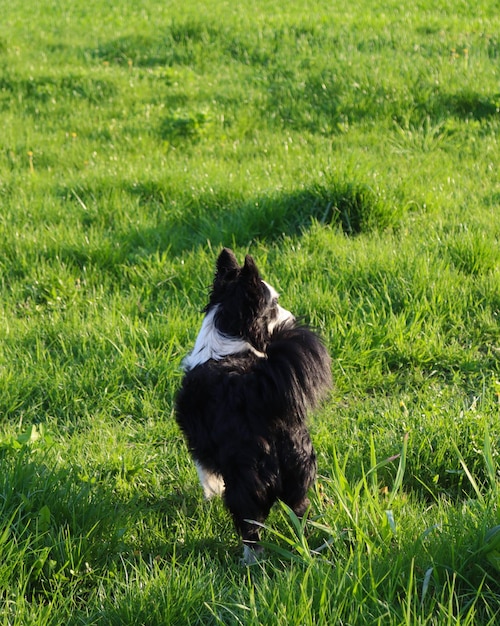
<box><xmin>1</xmin><ymin>0</ymin><xmax>499</xmax><ymax>623</ymax></box>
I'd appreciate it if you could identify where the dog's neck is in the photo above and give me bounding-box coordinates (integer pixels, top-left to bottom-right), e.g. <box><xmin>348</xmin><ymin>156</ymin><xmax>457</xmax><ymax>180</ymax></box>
<box><xmin>183</xmin><ymin>306</ymin><xmax>265</xmax><ymax>370</ymax></box>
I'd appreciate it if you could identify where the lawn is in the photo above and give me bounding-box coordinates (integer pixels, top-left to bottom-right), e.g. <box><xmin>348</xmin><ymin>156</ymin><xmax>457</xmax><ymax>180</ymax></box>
<box><xmin>0</xmin><ymin>0</ymin><xmax>499</xmax><ymax>623</ymax></box>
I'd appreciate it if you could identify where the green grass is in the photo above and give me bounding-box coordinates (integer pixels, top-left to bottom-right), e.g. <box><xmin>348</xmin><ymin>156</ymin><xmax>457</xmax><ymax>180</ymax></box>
<box><xmin>1</xmin><ymin>0</ymin><xmax>499</xmax><ymax>623</ymax></box>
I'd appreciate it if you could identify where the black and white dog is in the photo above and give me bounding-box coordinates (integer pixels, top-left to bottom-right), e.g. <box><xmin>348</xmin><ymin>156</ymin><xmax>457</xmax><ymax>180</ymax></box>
<box><xmin>175</xmin><ymin>248</ymin><xmax>331</xmax><ymax>563</ymax></box>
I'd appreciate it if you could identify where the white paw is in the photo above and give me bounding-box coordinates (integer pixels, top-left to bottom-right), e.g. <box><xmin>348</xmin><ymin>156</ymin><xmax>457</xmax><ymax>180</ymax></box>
<box><xmin>242</xmin><ymin>544</ymin><xmax>264</xmax><ymax>565</ymax></box>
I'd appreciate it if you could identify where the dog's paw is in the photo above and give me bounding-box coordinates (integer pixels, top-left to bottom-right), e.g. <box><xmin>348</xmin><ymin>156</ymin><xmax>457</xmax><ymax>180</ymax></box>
<box><xmin>241</xmin><ymin>544</ymin><xmax>264</xmax><ymax>566</ymax></box>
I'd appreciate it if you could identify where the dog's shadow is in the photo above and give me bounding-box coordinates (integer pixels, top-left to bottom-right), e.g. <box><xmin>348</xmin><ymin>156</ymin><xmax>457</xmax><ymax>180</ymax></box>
<box><xmin>120</xmin><ymin>485</ymin><xmax>242</xmax><ymax>564</ymax></box>
<box><xmin>0</xmin><ymin>452</ymin><xmax>241</xmax><ymax>572</ymax></box>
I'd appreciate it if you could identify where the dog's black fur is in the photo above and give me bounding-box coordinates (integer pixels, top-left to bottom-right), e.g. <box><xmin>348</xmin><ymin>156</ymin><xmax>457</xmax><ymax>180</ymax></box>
<box><xmin>175</xmin><ymin>248</ymin><xmax>331</xmax><ymax>561</ymax></box>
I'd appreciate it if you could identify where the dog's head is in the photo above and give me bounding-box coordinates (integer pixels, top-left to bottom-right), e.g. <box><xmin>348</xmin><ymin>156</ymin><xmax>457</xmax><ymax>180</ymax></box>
<box><xmin>206</xmin><ymin>248</ymin><xmax>294</xmax><ymax>352</ymax></box>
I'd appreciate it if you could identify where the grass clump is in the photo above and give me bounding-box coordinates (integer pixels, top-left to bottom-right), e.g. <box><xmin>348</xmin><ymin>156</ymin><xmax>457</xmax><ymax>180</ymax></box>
<box><xmin>0</xmin><ymin>0</ymin><xmax>499</xmax><ymax>623</ymax></box>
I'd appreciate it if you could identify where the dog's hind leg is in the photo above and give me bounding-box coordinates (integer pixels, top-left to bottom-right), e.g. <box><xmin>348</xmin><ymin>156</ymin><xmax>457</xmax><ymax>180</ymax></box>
<box><xmin>195</xmin><ymin>461</ymin><xmax>225</xmax><ymax>499</ymax></box>
<box><xmin>223</xmin><ymin>475</ymin><xmax>275</xmax><ymax>564</ymax></box>
<box><xmin>280</xmin><ymin>431</ymin><xmax>317</xmax><ymax>518</ymax></box>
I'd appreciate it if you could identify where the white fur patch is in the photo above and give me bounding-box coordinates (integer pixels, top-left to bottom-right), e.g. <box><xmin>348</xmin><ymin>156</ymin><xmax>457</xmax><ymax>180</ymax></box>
<box><xmin>262</xmin><ymin>281</ymin><xmax>295</xmax><ymax>332</ymax></box>
<box><xmin>242</xmin><ymin>543</ymin><xmax>263</xmax><ymax>565</ymax></box>
<box><xmin>195</xmin><ymin>461</ymin><xmax>225</xmax><ymax>499</ymax></box>
<box><xmin>183</xmin><ymin>306</ymin><xmax>264</xmax><ymax>370</ymax></box>
<box><xmin>262</xmin><ymin>281</ymin><xmax>280</xmax><ymax>303</ymax></box>
<box><xmin>269</xmin><ymin>303</ymin><xmax>295</xmax><ymax>333</ymax></box>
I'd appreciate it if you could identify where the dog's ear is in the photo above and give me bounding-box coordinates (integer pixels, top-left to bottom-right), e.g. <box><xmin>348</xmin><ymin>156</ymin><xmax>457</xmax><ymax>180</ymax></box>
<box><xmin>215</xmin><ymin>248</ymin><xmax>240</xmax><ymax>281</ymax></box>
<box><xmin>241</xmin><ymin>254</ymin><xmax>261</xmax><ymax>284</ymax></box>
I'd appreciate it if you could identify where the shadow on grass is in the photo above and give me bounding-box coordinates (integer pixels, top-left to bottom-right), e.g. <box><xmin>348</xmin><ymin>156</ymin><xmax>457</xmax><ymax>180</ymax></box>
<box><xmin>50</xmin><ymin>177</ymin><xmax>401</xmax><ymax>273</ymax></box>
<box><xmin>124</xmin><ymin>180</ymin><xmax>397</xmax><ymax>248</ymax></box>
<box><xmin>0</xmin><ymin>72</ymin><xmax>117</xmax><ymax>106</ymax></box>
<box><xmin>438</xmin><ymin>91</ymin><xmax>500</xmax><ymax>121</ymax></box>
<box><xmin>0</xmin><ymin>447</ymin><xmax>232</xmax><ymax>601</ymax></box>
<box><xmin>88</xmin><ymin>26</ymin><xmax>500</xmax><ymax>136</ymax></box>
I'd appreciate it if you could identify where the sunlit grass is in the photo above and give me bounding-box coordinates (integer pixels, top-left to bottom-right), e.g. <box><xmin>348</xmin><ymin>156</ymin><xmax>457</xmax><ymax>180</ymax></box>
<box><xmin>0</xmin><ymin>0</ymin><xmax>499</xmax><ymax>623</ymax></box>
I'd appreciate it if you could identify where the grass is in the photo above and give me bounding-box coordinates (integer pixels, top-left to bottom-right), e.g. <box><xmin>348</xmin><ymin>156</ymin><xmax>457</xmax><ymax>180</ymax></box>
<box><xmin>0</xmin><ymin>0</ymin><xmax>499</xmax><ymax>623</ymax></box>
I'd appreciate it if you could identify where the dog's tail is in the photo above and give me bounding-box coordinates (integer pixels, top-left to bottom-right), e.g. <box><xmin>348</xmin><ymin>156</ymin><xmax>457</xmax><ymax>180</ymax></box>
<box><xmin>259</xmin><ymin>324</ymin><xmax>332</xmax><ymax>421</ymax></box>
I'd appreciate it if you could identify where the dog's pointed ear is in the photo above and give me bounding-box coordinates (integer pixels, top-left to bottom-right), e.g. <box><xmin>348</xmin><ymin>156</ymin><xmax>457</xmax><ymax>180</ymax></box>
<box><xmin>215</xmin><ymin>248</ymin><xmax>240</xmax><ymax>280</ymax></box>
<box><xmin>241</xmin><ymin>254</ymin><xmax>261</xmax><ymax>283</ymax></box>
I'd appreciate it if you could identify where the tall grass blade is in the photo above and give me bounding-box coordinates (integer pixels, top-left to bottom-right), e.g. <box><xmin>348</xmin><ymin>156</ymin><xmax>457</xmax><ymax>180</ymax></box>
<box><xmin>483</xmin><ymin>429</ymin><xmax>498</xmax><ymax>496</ymax></box>
<box><xmin>453</xmin><ymin>441</ymin><xmax>485</xmax><ymax>504</ymax></box>
<box><xmin>387</xmin><ymin>433</ymin><xmax>409</xmax><ymax>507</ymax></box>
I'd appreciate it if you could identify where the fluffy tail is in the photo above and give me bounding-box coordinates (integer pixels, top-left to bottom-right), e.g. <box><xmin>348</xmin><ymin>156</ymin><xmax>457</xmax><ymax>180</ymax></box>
<box><xmin>260</xmin><ymin>324</ymin><xmax>332</xmax><ymax>421</ymax></box>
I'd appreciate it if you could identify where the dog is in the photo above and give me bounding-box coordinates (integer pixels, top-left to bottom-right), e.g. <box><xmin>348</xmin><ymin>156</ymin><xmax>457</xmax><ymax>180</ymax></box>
<box><xmin>175</xmin><ymin>248</ymin><xmax>331</xmax><ymax>563</ymax></box>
